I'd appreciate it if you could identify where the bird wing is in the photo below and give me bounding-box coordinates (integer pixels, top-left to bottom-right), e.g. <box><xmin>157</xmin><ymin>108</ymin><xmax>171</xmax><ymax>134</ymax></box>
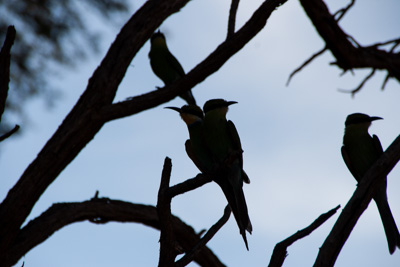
<box><xmin>185</xmin><ymin>139</ymin><xmax>206</xmax><ymax>173</ymax></box>
<box><xmin>341</xmin><ymin>145</ymin><xmax>361</xmax><ymax>181</ymax></box>
<box><xmin>372</xmin><ymin>134</ymin><xmax>384</xmax><ymax>155</ymax></box>
<box><xmin>166</xmin><ymin>51</ymin><xmax>185</xmax><ymax>77</ymax></box>
<box><xmin>227</xmin><ymin>120</ymin><xmax>250</xmax><ymax>184</ymax></box>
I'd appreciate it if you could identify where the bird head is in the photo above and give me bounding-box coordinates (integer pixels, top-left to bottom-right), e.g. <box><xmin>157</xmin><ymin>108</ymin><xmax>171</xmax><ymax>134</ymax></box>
<box><xmin>150</xmin><ymin>30</ymin><xmax>166</xmax><ymax>46</ymax></box>
<box><xmin>165</xmin><ymin>105</ymin><xmax>204</xmax><ymax>125</ymax></box>
<box><xmin>203</xmin><ymin>99</ymin><xmax>237</xmax><ymax>116</ymax></box>
<box><xmin>345</xmin><ymin>113</ymin><xmax>383</xmax><ymax>130</ymax></box>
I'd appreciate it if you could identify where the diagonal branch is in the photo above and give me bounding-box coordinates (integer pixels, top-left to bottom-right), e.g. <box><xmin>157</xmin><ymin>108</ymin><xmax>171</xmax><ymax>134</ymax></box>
<box><xmin>314</xmin><ymin>134</ymin><xmax>400</xmax><ymax>267</ymax></box>
<box><xmin>176</xmin><ymin>205</ymin><xmax>231</xmax><ymax>267</ymax></box>
<box><xmin>268</xmin><ymin>205</ymin><xmax>340</xmax><ymax>267</ymax></box>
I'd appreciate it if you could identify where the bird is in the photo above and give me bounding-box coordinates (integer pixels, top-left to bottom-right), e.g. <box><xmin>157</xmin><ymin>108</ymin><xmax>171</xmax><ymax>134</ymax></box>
<box><xmin>341</xmin><ymin>113</ymin><xmax>400</xmax><ymax>254</ymax></box>
<box><xmin>202</xmin><ymin>99</ymin><xmax>252</xmax><ymax>250</ymax></box>
<box><xmin>166</xmin><ymin>101</ymin><xmax>252</xmax><ymax>250</ymax></box>
<box><xmin>149</xmin><ymin>30</ymin><xmax>196</xmax><ymax>105</ymax></box>
<box><xmin>165</xmin><ymin>104</ymin><xmax>214</xmax><ymax>173</ymax></box>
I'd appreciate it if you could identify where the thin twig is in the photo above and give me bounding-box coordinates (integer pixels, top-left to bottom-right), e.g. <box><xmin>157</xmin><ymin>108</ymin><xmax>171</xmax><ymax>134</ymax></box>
<box><xmin>175</xmin><ymin>205</ymin><xmax>231</xmax><ymax>267</ymax></box>
<box><xmin>338</xmin><ymin>69</ymin><xmax>375</xmax><ymax>96</ymax></box>
<box><xmin>0</xmin><ymin>124</ymin><xmax>20</xmax><ymax>142</ymax></box>
<box><xmin>168</xmin><ymin>173</ymin><xmax>212</xmax><ymax>198</ymax></box>
<box><xmin>333</xmin><ymin>0</ymin><xmax>355</xmax><ymax>22</ymax></box>
<box><xmin>227</xmin><ymin>0</ymin><xmax>240</xmax><ymax>39</ymax></box>
<box><xmin>268</xmin><ymin>205</ymin><xmax>340</xmax><ymax>267</ymax></box>
<box><xmin>381</xmin><ymin>73</ymin><xmax>391</xmax><ymax>91</ymax></box>
<box><xmin>287</xmin><ymin>46</ymin><xmax>327</xmax><ymax>86</ymax></box>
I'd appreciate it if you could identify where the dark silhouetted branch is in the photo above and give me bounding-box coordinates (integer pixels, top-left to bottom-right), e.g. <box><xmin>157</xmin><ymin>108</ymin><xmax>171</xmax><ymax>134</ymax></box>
<box><xmin>314</xmin><ymin>134</ymin><xmax>400</xmax><ymax>267</ymax></box>
<box><xmin>4</xmin><ymin>197</ymin><xmax>225</xmax><ymax>267</ymax></box>
<box><xmin>299</xmin><ymin>0</ymin><xmax>400</xmax><ymax>92</ymax></box>
<box><xmin>157</xmin><ymin>157</ymin><xmax>177</xmax><ymax>266</ymax></box>
<box><xmin>168</xmin><ymin>173</ymin><xmax>212</xmax><ymax>198</ymax></box>
<box><xmin>268</xmin><ymin>205</ymin><xmax>340</xmax><ymax>267</ymax></box>
<box><xmin>227</xmin><ymin>0</ymin><xmax>240</xmax><ymax>39</ymax></box>
<box><xmin>0</xmin><ymin>124</ymin><xmax>19</xmax><ymax>142</ymax></box>
<box><xmin>176</xmin><ymin>205</ymin><xmax>231</xmax><ymax>267</ymax></box>
<box><xmin>338</xmin><ymin>69</ymin><xmax>376</xmax><ymax>96</ymax></box>
<box><xmin>0</xmin><ymin>25</ymin><xmax>16</xmax><ymax>122</ymax></box>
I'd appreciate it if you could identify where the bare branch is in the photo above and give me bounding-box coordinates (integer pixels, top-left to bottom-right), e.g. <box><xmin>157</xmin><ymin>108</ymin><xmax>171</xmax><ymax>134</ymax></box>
<box><xmin>157</xmin><ymin>157</ymin><xmax>177</xmax><ymax>266</ymax></box>
<box><xmin>268</xmin><ymin>205</ymin><xmax>340</xmax><ymax>267</ymax></box>
<box><xmin>168</xmin><ymin>173</ymin><xmax>212</xmax><ymax>198</ymax></box>
<box><xmin>287</xmin><ymin>46</ymin><xmax>327</xmax><ymax>86</ymax></box>
<box><xmin>0</xmin><ymin>25</ymin><xmax>16</xmax><ymax>122</ymax></box>
<box><xmin>4</xmin><ymin>197</ymin><xmax>225</xmax><ymax>267</ymax></box>
<box><xmin>227</xmin><ymin>0</ymin><xmax>240</xmax><ymax>39</ymax></box>
<box><xmin>0</xmin><ymin>124</ymin><xmax>20</xmax><ymax>142</ymax></box>
<box><xmin>299</xmin><ymin>0</ymin><xmax>400</xmax><ymax>89</ymax></box>
<box><xmin>338</xmin><ymin>69</ymin><xmax>376</xmax><ymax>96</ymax></box>
<box><xmin>333</xmin><ymin>0</ymin><xmax>355</xmax><ymax>22</ymax></box>
<box><xmin>314</xmin><ymin>134</ymin><xmax>400</xmax><ymax>267</ymax></box>
<box><xmin>176</xmin><ymin>205</ymin><xmax>231</xmax><ymax>267</ymax></box>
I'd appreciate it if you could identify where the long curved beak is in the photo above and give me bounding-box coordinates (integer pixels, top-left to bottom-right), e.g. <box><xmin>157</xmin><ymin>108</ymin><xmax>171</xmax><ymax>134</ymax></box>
<box><xmin>370</xmin><ymin>116</ymin><xmax>383</xmax><ymax>122</ymax></box>
<box><xmin>226</xmin><ymin>101</ymin><xmax>238</xmax><ymax>106</ymax></box>
<box><xmin>164</xmin><ymin>106</ymin><xmax>181</xmax><ymax>113</ymax></box>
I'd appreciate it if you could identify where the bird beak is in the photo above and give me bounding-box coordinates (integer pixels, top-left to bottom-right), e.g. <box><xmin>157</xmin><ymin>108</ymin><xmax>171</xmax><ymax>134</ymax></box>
<box><xmin>370</xmin><ymin>116</ymin><xmax>383</xmax><ymax>122</ymax></box>
<box><xmin>226</xmin><ymin>101</ymin><xmax>238</xmax><ymax>106</ymax></box>
<box><xmin>164</xmin><ymin>106</ymin><xmax>181</xmax><ymax>113</ymax></box>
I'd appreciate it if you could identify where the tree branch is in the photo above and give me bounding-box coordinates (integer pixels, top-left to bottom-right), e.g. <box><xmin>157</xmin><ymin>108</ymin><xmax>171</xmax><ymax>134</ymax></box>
<box><xmin>0</xmin><ymin>25</ymin><xmax>16</xmax><ymax>123</ymax></box>
<box><xmin>227</xmin><ymin>0</ymin><xmax>240</xmax><ymax>39</ymax></box>
<box><xmin>5</xmin><ymin>197</ymin><xmax>225</xmax><ymax>267</ymax></box>
<box><xmin>157</xmin><ymin>157</ymin><xmax>177</xmax><ymax>266</ymax></box>
<box><xmin>0</xmin><ymin>124</ymin><xmax>20</xmax><ymax>142</ymax></box>
<box><xmin>268</xmin><ymin>205</ymin><xmax>340</xmax><ymax>267</ymax></box>
<box><xmin>0</xmin><ymin>0</ymin><xmax>191</xmax><ymax>257</ymax></box>
<box><xmin>314</xmin><ymin>134</ymin><xmax>400</xmax><ymax>267</ymax></box>
<box><xmin>176</xmin><ymin>205</ymin><xmax>231</xmax><ymax>267</ymax></box>
<box><xmin>168</xmin><ymin>173</ymin><xmax>212</xmax><ymax>198</ymax></box>
<box><xmin>299</xmin><ymin>0</ymin><xmax>400</xmax><ymax>86</ymax></box>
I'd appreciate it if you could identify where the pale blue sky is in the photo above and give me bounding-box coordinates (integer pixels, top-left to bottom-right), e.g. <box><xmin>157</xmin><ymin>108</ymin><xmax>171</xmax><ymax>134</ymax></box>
<box><xmin>1</xmin><ymin>0</ymin><xmax>400</xmax><ymax>266</ymax></box>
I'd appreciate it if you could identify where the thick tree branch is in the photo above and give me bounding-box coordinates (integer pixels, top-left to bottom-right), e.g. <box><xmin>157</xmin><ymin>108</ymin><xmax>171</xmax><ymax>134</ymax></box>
<box><xmin>299</xmin><ymin>0</ymin><xmax>400</xmax><ymax>84</ymax></box>
<box><xmin>0</xmin><ymin>0</ymin><xmax>191</xmax><ymax>257</ymax></box>
<box><xmin>268</xmin><ymin>205</ymin><xmax>340</xmax><ymax>267</ymax></box>
<box><xmin>4</xmin><ymin>197</ymin><xmax>225</xmax><ymax>267</ymax></box>
<box><xmin>314</xmin><ymin>134</ymin><xmax>400</xmax><ymax>267</ymax></box>
<box><xmin>101</xmin><ymin>0</ymin><xmax>288</xmax><ymax>122</ymax></box>
<box><xmin>0</xmin><ymin>25</ymin><xmax>16</xmax><ymax>122</ymax></box>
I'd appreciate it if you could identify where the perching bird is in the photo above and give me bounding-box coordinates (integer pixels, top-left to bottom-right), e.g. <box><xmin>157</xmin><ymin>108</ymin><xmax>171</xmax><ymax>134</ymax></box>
<box><xmin>202</xmin><ymin>99</ymin><xmax>252</xmax><ymax>250</ymax></box>
<box><xmin>165</xmin><ymin>105</ymin><xmax>214</xmax><ymax>173</ymax></box>
<box><xmin>149</xmin><ymin>30</ymin><xmax>196</xmax><ymax>105</ymax></box>
<box><xmin>166</xmin><ymin>101</ymin><xmax>252</xmax><ymax>250</ymax></box>
<box><xmin>341</xmin><ymin>113</ymin><xmax>400</xmax><ymax>254</ymax></box>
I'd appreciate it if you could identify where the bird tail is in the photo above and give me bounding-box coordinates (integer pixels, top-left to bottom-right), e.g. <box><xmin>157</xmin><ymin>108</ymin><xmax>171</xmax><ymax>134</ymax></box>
<box><xmin>215</xmin><ymin>164</ymin><xmax>252</xmax><ymax>250</ymax></box>
<box><xmin>180</xmin><ymin>90</ymin><xmax>196</xmax><ymax>105</ymax></box>
<box><xmin>374</xmin><ymin>188</ymin><xmax>400</xmax><ymax>254</ymax></box>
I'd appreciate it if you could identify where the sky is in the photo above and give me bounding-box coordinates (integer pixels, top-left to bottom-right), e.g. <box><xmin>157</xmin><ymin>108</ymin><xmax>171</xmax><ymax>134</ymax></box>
<box><xmin>1</xmin><ymin>0</ymin><xmax>400</xmax><ymax>266</ymax></box>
